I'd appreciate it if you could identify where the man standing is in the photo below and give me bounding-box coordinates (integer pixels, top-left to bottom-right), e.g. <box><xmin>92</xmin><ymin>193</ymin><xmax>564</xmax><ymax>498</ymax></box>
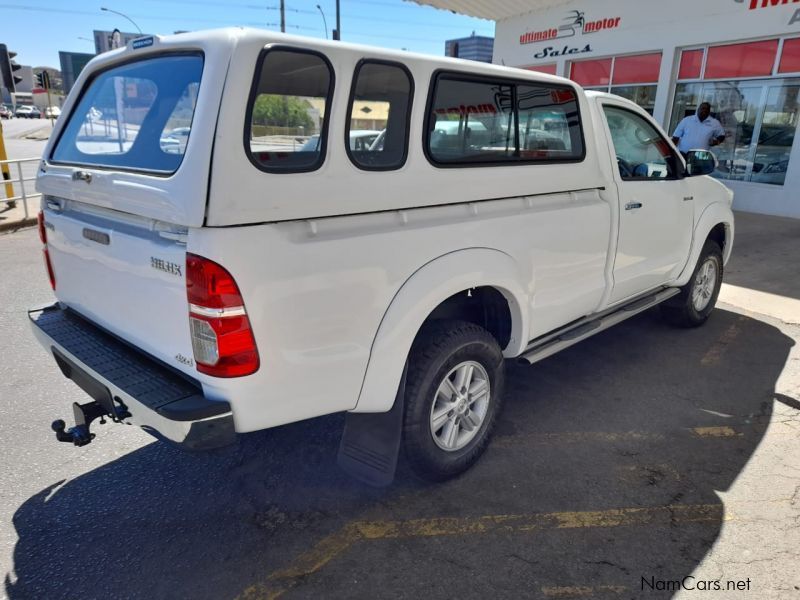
<box><xmin>671</xmin><ymin>102</ymin><xmax>726</xmax><ymax>156</ymax></box>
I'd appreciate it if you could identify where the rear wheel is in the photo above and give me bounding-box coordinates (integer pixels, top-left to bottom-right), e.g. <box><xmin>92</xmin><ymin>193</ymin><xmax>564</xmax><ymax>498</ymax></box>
<box><xmin>661</xmin><ymin>240</ymin><xmax>723</xmax><ymax>328</ymax></box>
<box><xmin>403</xmin><ymin>320</ymin><xmax>505</xmax><ymax>481</ymax></box>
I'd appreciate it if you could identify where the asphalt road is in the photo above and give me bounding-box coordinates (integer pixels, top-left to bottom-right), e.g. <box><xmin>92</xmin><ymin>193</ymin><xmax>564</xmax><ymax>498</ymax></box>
<box><xmin>1</xmin><ymin>226</ymin><xmax>799</xmax><ymax>600</ymax></box>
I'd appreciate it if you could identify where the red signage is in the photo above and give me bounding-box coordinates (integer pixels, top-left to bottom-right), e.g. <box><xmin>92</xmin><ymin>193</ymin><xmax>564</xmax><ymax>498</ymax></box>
<box><xmin>520</xmin><ymin>11</ymin><xmax>621</xmax><ymax>46</ymax></box>
<box><xmin>746</xmin><ymin>0</ymin><xmax>799</xmax><ymax>8</ymax></box>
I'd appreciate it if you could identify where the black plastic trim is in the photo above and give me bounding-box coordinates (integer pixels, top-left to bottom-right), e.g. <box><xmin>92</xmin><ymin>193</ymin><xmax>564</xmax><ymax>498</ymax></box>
<box><xmin>344</xmin><ymin>58</ymin><xmax>415</xmax><ymax>172</ymax></box>
<box><xmin>422</xmin><ymin>68</ymin><xmax>588</xmax><ymax>169</ymax></box>
<box><xmin>243</xmin><ymin>45</ymin><xmax>336</xmax><ymax>174</ymax></box>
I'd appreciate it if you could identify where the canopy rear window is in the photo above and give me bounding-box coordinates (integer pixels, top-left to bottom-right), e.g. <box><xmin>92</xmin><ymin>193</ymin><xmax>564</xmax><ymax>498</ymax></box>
<box><xmin>51</xmin><ymin>53</ymin><xmax>204</xmax><ymax>175</ymax></box>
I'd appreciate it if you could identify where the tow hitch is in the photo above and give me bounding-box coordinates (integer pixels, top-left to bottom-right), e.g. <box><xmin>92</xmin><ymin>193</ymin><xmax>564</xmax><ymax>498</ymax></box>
<box><xmin>51</xmin><ymin>398</ymin><xmax>130</xmax><ymax>446</ymax></box>
<box><xmin>50</xmin><ymin>347</ymin><xmax>131</xmax><ymax>446</ymax></box>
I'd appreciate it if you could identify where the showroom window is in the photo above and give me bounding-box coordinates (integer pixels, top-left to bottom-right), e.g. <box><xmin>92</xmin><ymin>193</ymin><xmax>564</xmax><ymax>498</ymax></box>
<box><xmin>670</xmin><ymin>37</ymin><xmax>800</xmax><ymax>186</ymax></box>
<box><xmin>569</xmin><ymin>52</ymin><xmax>661</xmax><ymax>114</ymax></box>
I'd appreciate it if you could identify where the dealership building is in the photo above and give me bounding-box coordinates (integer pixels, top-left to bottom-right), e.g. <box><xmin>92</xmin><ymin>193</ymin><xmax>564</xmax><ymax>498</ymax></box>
<box><xmin>419</xmin><ymin>0</ymin><xmax>800</xmax><ymax>218</ymax></box>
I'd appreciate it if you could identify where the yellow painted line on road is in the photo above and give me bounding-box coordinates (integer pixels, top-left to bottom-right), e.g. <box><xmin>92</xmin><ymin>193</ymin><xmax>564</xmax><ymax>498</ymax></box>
<box><xmin>701</xmin><ymin>317</ymin><xmax>745</xmax><ymax>366</ymax></box>
<box><xmin>542</xmin><ymin>585</ymin><xmax>628</xmax><ymax>597</ymax></box>
<box><xmin>240</xmin><ymin>504</ymin><xmax>725</xmax><ymax>599</ymax></box>
<box><xmin>691</xmin><ymin>426</ymin><xmax>743</xmax><ymax>438</ymax></box>
<box><xmin>492</xmin><ymin>430</ymin><xmax>665</xmax><ymax>448</ymax></box>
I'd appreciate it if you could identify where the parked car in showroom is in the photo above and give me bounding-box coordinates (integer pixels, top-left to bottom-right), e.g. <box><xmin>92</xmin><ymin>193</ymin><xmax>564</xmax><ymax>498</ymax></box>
<box><xmin>15</xmin><ymin>105</ymin><xmax>41</xmax><ymax>119</ymax></box>
<box><xmin>31</xmin><ymin>29</ymin><xmax>734</xmax><ymax>487</ymax></box>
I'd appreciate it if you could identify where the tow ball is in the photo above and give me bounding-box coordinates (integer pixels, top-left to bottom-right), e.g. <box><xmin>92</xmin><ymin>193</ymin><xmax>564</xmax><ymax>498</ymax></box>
<box><xmin>51</xmin><ymin>398</ymin><xmax>131</xmax><ymax>447</ymax></box>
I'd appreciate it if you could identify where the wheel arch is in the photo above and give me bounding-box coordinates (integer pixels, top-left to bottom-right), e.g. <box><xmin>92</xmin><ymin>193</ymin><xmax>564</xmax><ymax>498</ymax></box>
<box><xmin>675</xmin><ymin>202</ymin><xmax>734</xmax><ymax>288</ymax></box>
<box><xmin>353</xmin><ymin>248</ymin><xmax>529</xmax><ymax>413</ymax></box>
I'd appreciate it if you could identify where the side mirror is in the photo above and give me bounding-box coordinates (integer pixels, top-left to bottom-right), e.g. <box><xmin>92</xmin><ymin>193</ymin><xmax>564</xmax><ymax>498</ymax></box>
<box><xmin>685</xmin><ymin>149</ymin><xmax>718</xmax><ymax>176</ymax></box>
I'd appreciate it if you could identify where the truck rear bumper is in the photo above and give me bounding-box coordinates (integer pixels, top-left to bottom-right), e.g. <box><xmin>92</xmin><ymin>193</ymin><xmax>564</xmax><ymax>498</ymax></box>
<box><xmin>29</xmin><ymin>303</ymin><xmax>236</xmax><ymax>450</ymax></box>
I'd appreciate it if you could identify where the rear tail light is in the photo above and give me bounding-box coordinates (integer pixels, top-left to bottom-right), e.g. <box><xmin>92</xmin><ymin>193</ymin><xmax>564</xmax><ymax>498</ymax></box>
<box><xmin>186</xmin><ymin>253</ymin><xmax>259</xmax><ymax>377</ymax></box>
<box><xmin>38</xmin><ymin>210</ymin><xmax>56</xmax><ymax>290</ymax></box>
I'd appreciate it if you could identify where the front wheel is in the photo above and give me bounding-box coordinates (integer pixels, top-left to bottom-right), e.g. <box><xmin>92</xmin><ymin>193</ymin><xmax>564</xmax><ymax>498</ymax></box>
<box><xmin>403</xmin><ymin>320</ymin><xmax>505</xmax><ymax>481</ymax></box>
<box><xmin>661</xmin><ymin>240</ymin><xmax>723</xmax><ymax>327</ymax></box>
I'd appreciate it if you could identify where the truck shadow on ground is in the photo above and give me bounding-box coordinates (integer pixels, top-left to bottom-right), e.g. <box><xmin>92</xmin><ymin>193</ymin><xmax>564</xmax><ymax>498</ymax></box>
<box><xmin>5</xmin><ymin>308</ymin><xmax>795</xmax><ymax>599</ymax></box>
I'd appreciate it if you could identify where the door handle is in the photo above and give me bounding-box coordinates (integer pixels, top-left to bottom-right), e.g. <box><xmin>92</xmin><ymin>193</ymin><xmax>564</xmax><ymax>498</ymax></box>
<box><xmin>625</xmin><ymin>202</ymin><xmax>643</xmax><ymax>210</ymax></box>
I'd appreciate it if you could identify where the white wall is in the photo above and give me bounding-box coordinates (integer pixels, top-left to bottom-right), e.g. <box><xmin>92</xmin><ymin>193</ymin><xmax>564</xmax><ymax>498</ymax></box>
<box><xmin>493</xmin><ymin>0</ymin><xmax>800</xmax><ymax>218</ymax></box>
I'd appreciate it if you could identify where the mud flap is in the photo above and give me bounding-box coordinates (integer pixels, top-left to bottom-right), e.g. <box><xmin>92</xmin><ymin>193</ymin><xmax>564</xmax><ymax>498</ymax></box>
<box><xmin>337</xmin><ymin>364</ymin><xmax>407</xmax><ymax>487</ymax></box>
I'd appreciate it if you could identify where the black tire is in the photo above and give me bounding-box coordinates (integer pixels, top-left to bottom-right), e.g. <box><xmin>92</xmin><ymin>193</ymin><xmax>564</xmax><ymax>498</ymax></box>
<box><xmin>661</xmin><ymin>240</ymin><xmax>723</xmax><ymax>328</ymax></box>
<box><xmin>402</xmin><ymin>319</ymin><xmax>505</xmax><ymax>481</ymax></box>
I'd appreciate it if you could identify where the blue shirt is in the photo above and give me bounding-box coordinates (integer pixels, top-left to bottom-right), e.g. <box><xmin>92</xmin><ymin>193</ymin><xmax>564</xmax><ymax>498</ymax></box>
<box><xmin>672</xmin><ymin>114</ymin><xmax>726</xmax><ymax>153</ymax></box>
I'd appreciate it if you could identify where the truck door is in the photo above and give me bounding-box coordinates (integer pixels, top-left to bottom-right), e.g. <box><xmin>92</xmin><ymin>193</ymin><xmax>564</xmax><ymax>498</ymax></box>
<box><xmin>601</xmin><ymin>103</ymin><xmax>693</xmax><ymax>304</ymax></box>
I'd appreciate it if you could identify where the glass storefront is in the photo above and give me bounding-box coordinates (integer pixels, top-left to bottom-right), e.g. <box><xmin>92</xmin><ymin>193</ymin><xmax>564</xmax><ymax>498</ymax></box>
<box><xmin>571</xmin><ymin>52</ymin><xmax>661</xmax><ymax>114</ymax></box>
<box><xmin>670</xmin><ymin>40</ymin><xmax>800</xmax><ymax>187</ymax></box>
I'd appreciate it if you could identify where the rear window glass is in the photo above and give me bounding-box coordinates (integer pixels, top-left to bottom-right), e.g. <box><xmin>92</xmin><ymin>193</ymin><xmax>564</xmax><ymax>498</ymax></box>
<box><xmin>51</xmin><ymin>54</ymin><xmax>203</xmax><ymax>174</ymax></box>
<box><xmin>246</xmin><ymin>48</ymin><xmax>334</xmax><ymax>173</ymax></box>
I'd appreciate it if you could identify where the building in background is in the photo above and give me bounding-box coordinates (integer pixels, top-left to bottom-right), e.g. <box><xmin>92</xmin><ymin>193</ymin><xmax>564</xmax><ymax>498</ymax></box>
<box><xmin>416</xmin><ymin>0</ymin><xmax>800</xmax><ymax>219</ymax></box>
<box><xmin>445</xmin><ymin>32</ymin><xmax>494</xmax><ymax>63</ymax></box>
<box><xmin>59</xmin><ymin>52</ymin><xmax>93</xmax><ymax>94</ymax></box>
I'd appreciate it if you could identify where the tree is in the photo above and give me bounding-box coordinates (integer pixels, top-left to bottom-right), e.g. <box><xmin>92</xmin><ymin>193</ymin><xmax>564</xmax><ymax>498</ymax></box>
<box><xmin>252</xmin><ymin>94</ymin><xmax>314</xmax><ymax>129</ymax></box>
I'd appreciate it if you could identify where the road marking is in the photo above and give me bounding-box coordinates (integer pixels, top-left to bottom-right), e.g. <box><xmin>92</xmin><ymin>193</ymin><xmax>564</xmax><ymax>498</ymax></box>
<box><xmin>691</xmin><ymin>426</ymin><xmax>743</xmax><ymax>438</ymax></box>
<box><xmin>240</xmin><ymin>504</ymin><xmax>726</xmax><ymax>599</ymax></box>
<box><xmin>492</xmin><ymin>430</ymin><xmax>665</xmax><ymax>448</ymax></box>
<box><xmin>701</xmin><ymin>317</ymin><xmax>745</xmax><ymax>366</ymax></box>
<box><xmin>542</xmin><ymin>585</ymin><xmax>628</xmax><ymax>597</ymax></box>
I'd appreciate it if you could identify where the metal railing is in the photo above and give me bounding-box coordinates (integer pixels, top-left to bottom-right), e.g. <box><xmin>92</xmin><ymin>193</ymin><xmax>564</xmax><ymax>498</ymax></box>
<box><xmin>1</xmin><ymin>157</ymin><xmax>41</xmax><ymax>221</ymax></box>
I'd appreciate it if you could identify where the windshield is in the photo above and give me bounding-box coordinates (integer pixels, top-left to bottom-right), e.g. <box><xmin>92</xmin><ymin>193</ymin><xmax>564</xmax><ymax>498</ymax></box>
<box><xmin>51</xmin><ymin>54</ymin><xmax>203</xmax><ymax>174</ymax></box>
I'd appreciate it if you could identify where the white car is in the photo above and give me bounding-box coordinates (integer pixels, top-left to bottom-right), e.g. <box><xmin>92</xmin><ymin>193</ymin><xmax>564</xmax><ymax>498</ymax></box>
<box><xmin>15</xmin><ymin>105</ymin><xmax>41</xmax><ymax>119</ymax></box>
<box><xmin>44</xmin><ymin>106</ymin><xmax>62</xmax><ymax>119</ymax></box>
<box><xmin>31</xmin><ymin>29</ymin><xmax>733</xmax><ymax>485</ymax></box>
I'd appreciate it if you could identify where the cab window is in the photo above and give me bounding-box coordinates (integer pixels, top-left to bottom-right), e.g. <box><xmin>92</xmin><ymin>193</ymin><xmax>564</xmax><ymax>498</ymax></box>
<box><xmin>603</xmin><ymin>105</ymin><xmax>678</xmax><ymax>180</ymax></box>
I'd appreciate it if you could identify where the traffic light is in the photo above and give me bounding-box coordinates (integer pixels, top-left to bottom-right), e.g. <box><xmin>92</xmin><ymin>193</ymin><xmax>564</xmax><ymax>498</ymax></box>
<box><xmin>35</xmin><ymin>71</ymin><xmax>51</xmax><ymax>90</ymax></box>
<box><xmin>0</xmin><ymin>44</ymin><xmax>23</xmax><ymax>94</ymax></box>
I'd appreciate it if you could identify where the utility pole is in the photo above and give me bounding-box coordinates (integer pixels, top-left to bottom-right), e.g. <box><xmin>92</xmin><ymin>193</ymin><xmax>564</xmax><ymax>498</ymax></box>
<box><xmin>280</xmin><ymin>0</ymin><xmax>286</xmax><ymax>33</ymax></box>
<box><xmin>334</xmin><ymin>0</ymin><xmax>341</xmax><ymax>39</ymax></box>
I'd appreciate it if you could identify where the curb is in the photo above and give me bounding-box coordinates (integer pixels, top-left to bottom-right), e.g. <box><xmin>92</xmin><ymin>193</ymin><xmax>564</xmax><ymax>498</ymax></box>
<box><xmin>0</xmin><ymin>217</ymin><xmax>37</xmax><ymax>234</ymax></box>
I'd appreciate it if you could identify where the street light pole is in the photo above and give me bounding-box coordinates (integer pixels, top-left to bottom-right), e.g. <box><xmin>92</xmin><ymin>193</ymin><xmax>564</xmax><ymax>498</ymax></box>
<box><xmin>334</xmin><ymin>0</ymin><xmax>341</xmax><ymax>40</ymax></box>
<box><xmin>100</xmin><ymin>7</ymin><xmax>143</xmax><ymax>34</ymax></box>
<box><xmin>280</xmin><ymin>0</ymin><xmax>285</xmax><ymax>33</ymax></box>
<box><xmin>316</xmin><ymin>5</ymin><xmax>328</xmax><ymax>39</ymax></box>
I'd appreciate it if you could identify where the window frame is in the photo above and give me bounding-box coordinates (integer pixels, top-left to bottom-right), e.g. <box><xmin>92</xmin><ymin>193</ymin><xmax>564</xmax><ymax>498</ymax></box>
<box><xmin>243</xmin><ymin>45</ymin><xmax>336</xmax><ymax>175</ymax></box>
<box><xmin>344</xmin><ymin>58</ymin><xmax>415</xmax><ymax>172</ymax></box>
<box><xmin>601</xmin><ymin>103</ymin><xmax>683</xmax><ymax>182</ymax></box>
<box><xmin>423</xmin><ymin>69</ymin><xmax>587</xmax><ymax>169</ymax></box>
<box><xmin>48</xmin><ymin>50</ymin><xmax>205</xmax><ymax>177</ymax></box>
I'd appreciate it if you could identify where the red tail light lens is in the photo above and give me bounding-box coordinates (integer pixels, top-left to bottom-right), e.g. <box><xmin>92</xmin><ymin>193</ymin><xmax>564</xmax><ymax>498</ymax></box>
<box><xmin>37</xmin><ymin>210</ymin><xmax>47</xmax><ymax>244</ymax></box>
<box><xmin>38</xmin><ymin>210</ymin><xmax>56</xmax><ymax>290</ymax></box>
<box><xmin>186</xmin><ymin>253</ymin><xmax>259</xmax><ymax>377</ymax></box>
<box><xmin>43</xmin><ymin>248</ymin><xmax>56</xmax><ymax>290</ymax></box>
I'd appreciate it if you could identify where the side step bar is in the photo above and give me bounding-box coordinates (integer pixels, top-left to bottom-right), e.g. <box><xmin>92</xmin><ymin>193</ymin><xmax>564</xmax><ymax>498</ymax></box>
<box><xmin>518</xmin><ymin>287</ymin><xmax>680</xmax><ymax>365</ymax></box>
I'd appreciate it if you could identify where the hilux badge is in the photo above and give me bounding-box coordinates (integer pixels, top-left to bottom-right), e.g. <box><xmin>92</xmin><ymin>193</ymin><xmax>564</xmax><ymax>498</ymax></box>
<box><xmin>150</xmin><ymin>257</ymin><xmax>182</xmax><ymax>276</ymax></box>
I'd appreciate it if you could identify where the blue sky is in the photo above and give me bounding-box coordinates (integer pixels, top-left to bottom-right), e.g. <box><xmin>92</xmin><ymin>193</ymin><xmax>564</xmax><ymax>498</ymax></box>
<box><xmin>1</xmin><ymin>0</ymin><xmax>494</xmax><ymax>68</ymax></box>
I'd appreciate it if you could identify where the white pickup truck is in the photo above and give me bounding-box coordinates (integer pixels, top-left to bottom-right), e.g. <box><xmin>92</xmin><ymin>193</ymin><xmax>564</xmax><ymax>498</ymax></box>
<box><xmin>30</xmin><ymin>29</ymin><xmax>733</xmax><ymax>485</ymax></box>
